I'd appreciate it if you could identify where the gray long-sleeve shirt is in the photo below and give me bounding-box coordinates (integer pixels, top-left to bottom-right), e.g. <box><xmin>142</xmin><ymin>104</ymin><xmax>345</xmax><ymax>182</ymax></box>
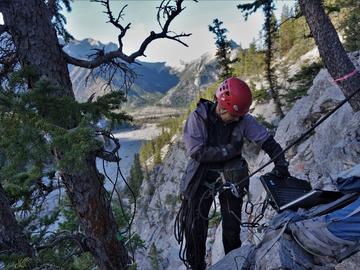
<box><xmin>181</xmin><ymin>99</ymin><xmax>271</xmax><ymax>198</ymax></box>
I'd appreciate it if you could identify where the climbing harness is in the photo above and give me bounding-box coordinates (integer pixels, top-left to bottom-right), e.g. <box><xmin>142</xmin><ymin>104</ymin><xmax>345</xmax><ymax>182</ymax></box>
<box><xmin>174</xmin><ymin>83</ymin><xmax>360</xmax><ymax>268</ymax></box>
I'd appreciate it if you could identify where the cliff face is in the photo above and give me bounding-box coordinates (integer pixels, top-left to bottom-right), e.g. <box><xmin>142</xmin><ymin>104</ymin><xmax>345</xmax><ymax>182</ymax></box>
<box><xmin>134</xmin><ymin>137</ymin><xmax>188</xmax><ymax>270</ymax></box>
<box><xmin>133</xmin><ymin>51</ymin><xmax>360</xmax><ymax>269</ymax></box>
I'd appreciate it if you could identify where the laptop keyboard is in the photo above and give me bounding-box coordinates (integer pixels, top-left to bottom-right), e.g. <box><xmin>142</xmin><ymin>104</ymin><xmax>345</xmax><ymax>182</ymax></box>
<box><xmin>261</xmin><ymin>173</ymin><xmax>312</xmax><ymax>209</ymax></box>
<box><xmin>272</xmin><ymin>188</ymin><xmax>310</xmax><ymax>206</ymax></box>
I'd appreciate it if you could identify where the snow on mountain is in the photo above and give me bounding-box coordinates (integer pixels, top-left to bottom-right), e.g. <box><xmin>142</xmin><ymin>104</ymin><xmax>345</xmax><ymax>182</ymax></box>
<box><xmin>159</xmin><ymin>53</ymin><xmax>218</xmax><ymax>107</ymax></box>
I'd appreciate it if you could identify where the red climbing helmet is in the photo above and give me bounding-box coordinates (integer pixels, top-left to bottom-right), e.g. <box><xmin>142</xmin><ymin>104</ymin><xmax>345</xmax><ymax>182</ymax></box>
<box><xmin>215</xmin><ymin>77</ymin><xmax>252</xmax><ymax>117</ymax></box>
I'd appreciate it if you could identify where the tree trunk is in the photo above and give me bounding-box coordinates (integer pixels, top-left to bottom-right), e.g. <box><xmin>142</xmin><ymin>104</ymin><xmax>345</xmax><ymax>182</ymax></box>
<box><xmin>299</xmin><ymin>0</ymin><xmax>360</xmax><ymax>112</ymax></box>
<box><xmin>1</xmin><ymin>0</ymin><xmax>73</xmax><ymax>98</ymax></box>
<box><xmin>2</xmin><ymin>0</ymin><xmax>129</xmax><ymax>268</ymax></box>
<box><xmin>60</xmin><ymin>156</ymin><xmax>130</xmax><ymax>269</ymax></box>
<box><xmin>0</xmin><ymin>184</ymin><xmax>34</xmax><ymax>256</ymax></box>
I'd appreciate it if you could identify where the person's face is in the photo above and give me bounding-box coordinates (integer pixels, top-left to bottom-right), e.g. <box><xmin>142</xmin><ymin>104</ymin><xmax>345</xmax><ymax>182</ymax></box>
<box><xmin>216</xmin><ymin>103</ymin><xmax>240</xmax><ymax>124</ymax></box>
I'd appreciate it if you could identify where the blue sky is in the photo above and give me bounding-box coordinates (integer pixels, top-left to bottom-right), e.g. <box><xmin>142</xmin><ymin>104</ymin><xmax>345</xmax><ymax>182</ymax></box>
<box><xmin>65</xmin><ymin>1</ymin><xmax>295</xmax><ymax>67</ymax></box>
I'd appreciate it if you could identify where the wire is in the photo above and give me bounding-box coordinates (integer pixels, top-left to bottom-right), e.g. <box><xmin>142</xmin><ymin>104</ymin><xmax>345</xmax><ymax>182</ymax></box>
<box><xmin>198</xmin><ymin>184</ymin><xmax>218</xmax><ymax>221</ymax></box>
<box><xmin>96</xmin><ymin>130</ymin><xmax>138</xmax><ymax>262</ymax></box>
<box><xmin>174</xmin><ymin>199</ymin><xmax>194</xmax><ymax>269</ymax></box>
<box><xmin>175</xmin><ymin>85</ymin><xmax>360</xmax><ymax>268</ymax></box>
<box><xmin>117</xmin><ymin>159</ymin><xmax>137</xmax><ymax>236</ymax></box>
<box><xmin>227</xmin><ymin>85</ymin><xmax>360</xmax><ymax>194</ymax></box>
<box><xmin>229</xmin><ymin>85</ymin><xmax>360</xmax><ymax>269</ymax></box>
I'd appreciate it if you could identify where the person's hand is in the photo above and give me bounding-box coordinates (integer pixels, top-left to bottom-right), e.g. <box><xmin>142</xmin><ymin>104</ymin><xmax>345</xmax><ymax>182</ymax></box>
<box><xmin>272</xmin><ymin>165</ymin><xmax>290</xmax><ymax>178</ymax></box>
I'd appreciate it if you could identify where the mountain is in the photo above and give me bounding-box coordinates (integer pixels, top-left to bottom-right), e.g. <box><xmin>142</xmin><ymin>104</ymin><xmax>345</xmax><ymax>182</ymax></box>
<box><xmin>158</xmin><ymin>43</ymin><xmax>242</xmax><ymax>107</ymax></box>
<box><xmin>64</xmin><ymin>38</ymin><xmax>179</xmax><ymax>107</ymax></box>
<box><xmin>65</xmin><ymin>38</ymin><xmax>220</xmax><ymax>110</ymax></box>
<box><xmin>159</xmin><ymin>53</ymin><xmax>218</xmax><ymax>107</ymax></box>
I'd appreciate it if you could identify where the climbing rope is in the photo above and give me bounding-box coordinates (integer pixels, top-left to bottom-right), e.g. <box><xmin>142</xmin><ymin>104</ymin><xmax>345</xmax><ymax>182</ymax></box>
<box><xmin>175</xmin><ymin>84</ymin><xmax>360</xmax><ymax>268</ymax></box>
<box><xmin>227</xmin><ymin>85</ymin><xmax>360</xmax><ymax>194</ymax></box>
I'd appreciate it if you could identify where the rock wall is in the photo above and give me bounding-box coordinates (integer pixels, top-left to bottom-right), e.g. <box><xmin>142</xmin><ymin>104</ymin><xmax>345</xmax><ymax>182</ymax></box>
<box><xmin>134</xmin><ymin>137</ymin><xmax>188</xmax><ymax>270</ymax></box>
<box><xmin>133</xmin><ymin>52</ymin><xmax>360</xmax><ymax>269</ymax></box>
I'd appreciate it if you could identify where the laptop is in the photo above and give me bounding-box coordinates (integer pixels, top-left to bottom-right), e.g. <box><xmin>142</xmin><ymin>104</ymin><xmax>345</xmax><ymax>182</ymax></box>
<box><xmin>260</xmin><ymin>173</ymin><xmax>345</xmax><ymax>212</ymax></box>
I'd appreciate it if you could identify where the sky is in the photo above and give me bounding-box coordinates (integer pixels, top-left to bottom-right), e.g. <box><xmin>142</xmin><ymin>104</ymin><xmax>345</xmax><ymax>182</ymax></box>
<box><xmin>64</xmin><ymin>1</ymin><xmax>295</xmax><ymax>67</ymax></box>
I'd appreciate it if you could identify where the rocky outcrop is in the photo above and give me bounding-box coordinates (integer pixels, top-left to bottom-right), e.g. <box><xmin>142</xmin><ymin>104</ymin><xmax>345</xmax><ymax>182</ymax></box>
<box><xmin>134</xmin><ymin>138</ymin><xmax>188</xmax><ymax>270</ymax></box>
<box><xmin>133</xmin><ymin>52</ymin><xmax>360</xmax><ymax>269</ymax></box>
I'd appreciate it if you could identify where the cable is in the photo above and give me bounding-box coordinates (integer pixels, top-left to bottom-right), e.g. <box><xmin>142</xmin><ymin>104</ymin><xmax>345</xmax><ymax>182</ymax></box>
<box><xmin>175</xmin><ymin>85</ymin><xmax>360</xmax><ymax>268</ymax></box>
<box><xmin>116</xmin><ymin>159</ymin><xmax>137</xmax><ymax>236</ymax></box>
<box><xmin>198</xmin><ymin>185</ymin><xmax>218</xmax><ymax>221</ymax></box>
<box><xmin>223</xmin><ymin>85</ymin><xmax>360</xmax><ymax>228</ymax></box>
<box><xmin>96</xmin><ymin>129</ymin><xmax>138</xmax><ymax>262</ymax></box>
<box><xmin>174</xmin><ymin>199</ymin><xmax>194</xmax><ymax>269</ymax></box>
<box><xmin>225</xmin><ymin>85</ymin><xmax>360</xmax><ymax>194</ymax></box>
<box><xmin>229</xmin><ymin>85</ymin><xmax>360</xmax><ymax>268</ymax></box>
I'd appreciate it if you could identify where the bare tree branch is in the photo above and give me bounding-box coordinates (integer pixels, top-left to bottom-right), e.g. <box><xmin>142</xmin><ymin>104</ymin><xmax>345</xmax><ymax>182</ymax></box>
<box><xmin>92</xmin><ymin>0</ymin><xmax>131</xmax><ymax>51</ymax></box>
<box><xmin>81</xmin><ymin>48</ymin><xmax>136</xmax><ymax>93</ymax></box>
<box><xmin>64</xmin><ymin>0</ymin><xmax>193</xmax><ymax>68</ymax></box>
<box><xmin>64</xmin><ymin>49</ymin><xmax>129</xmax><ymax>68</ymax></box>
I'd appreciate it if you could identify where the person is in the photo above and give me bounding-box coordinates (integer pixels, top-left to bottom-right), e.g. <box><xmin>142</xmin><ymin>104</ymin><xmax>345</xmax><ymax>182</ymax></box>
<box><xmin>179</xmin><ymin>77</ymin><xmax>290</xmax><ymax>270</ymax></box>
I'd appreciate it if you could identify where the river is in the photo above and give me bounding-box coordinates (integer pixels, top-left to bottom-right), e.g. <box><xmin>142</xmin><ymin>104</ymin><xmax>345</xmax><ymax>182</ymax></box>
<box><xmin>96</xmin><ymin>123</ymin><xmax>161</xmax><ymax>190</ymax></box>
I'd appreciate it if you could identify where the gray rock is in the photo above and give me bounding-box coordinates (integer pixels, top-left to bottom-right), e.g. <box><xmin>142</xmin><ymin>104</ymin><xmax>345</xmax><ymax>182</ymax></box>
<box><xmin>209</xmin><ymin>244</ymin><xmax>255</xmax><ymax>270</ymax></box>
<box><xmin>133</xmin><ymin>52</ymin><xmax>360</xmax><ymax>269</ymax></box>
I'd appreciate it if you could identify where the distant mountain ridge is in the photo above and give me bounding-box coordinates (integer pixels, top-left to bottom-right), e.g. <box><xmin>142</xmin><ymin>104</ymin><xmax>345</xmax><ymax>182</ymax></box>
<box><xmin>64</xmin><ymin>38</ymin><xmax>179</xmax><ymax>107</ymax></box>
<box><xmin>159</xmin><ymin>53</ymin><xmax>218</xmax><ymax>107</ymax></box>
<box><xmin>64</xmin><ymin>38</ymin><xmax>220</xmax><ymax>109</ymax></box>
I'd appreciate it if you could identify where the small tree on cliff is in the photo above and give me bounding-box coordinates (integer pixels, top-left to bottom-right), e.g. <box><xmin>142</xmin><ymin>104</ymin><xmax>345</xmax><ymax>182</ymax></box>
<box><xmin>236</xmin><ymin>0</ymin><xmax>360</xmax><ymax>112</ymax></box>
<box><xmin>209</xmin><ymin>18</ymin><xmax>236</xmax><ymax>81</ymax></box>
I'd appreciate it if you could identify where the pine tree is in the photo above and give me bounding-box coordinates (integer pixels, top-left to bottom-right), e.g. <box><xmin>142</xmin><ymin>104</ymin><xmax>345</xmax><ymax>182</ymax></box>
<box><xmin>153</xmin><ymin>143</ymin><xmax>162</xmax><ymax>165</ymax></box>
<box><xmin>299</xmin><ymin>0</ymin><xmax>360</xmax><ymax>111</ymax></box>
<box><xmin>127</xmin><ymin>154</ymin><xmax>144</xmax><ymax>201</ymax></box>
<box><xmin>238</xmin><ymin>0</ymin><xmax>284</xmax><ymax>118</ymax></box>
<box><xmin>0</xmin><ymin>0</ymin><xmax>193</xmax><ymax>268</ymax></box>
<box><xmin>209</xmin><ymin>18</ymin><xmax>236</xmax><ymax>80</ymax></box>
<box><xmin>343</xmin><ymin>6</ymin><xmax>360</xmax><ymax>51</ymax></box>
<box><xmin>279</xmin><ymin>4</ymin><xmax>296</xmax><ymax>56</ymax></box>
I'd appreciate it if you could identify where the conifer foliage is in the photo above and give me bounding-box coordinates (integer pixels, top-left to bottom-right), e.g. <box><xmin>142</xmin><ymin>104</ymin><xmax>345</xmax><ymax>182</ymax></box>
<box><xmin>209</xmin><ymin>19</ymin><xmax>236</xmax><ymax>80</ymax></box>
<box><xmin>0</xmin><ymin>0</ymin><xmax>194</xmax><ymax>269</ymax></box>
<box><xmin>127</xmin><ymin>154</ymin><xmax>144</xmax><ymax>201</ymax></box>
<box><xmin>237</xmin><ymin>0</ymin><xmax>360</xmax><ymax>112</ymax></box>
<box><xmin>341</xmin><ymin>0</ymin><xmax>360</xmax><ymax>52</ymax></box>
<box><xmin>238</xmin><ymin>0</ymin><xmax>285</xmax><ymax>118</ymax></box>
